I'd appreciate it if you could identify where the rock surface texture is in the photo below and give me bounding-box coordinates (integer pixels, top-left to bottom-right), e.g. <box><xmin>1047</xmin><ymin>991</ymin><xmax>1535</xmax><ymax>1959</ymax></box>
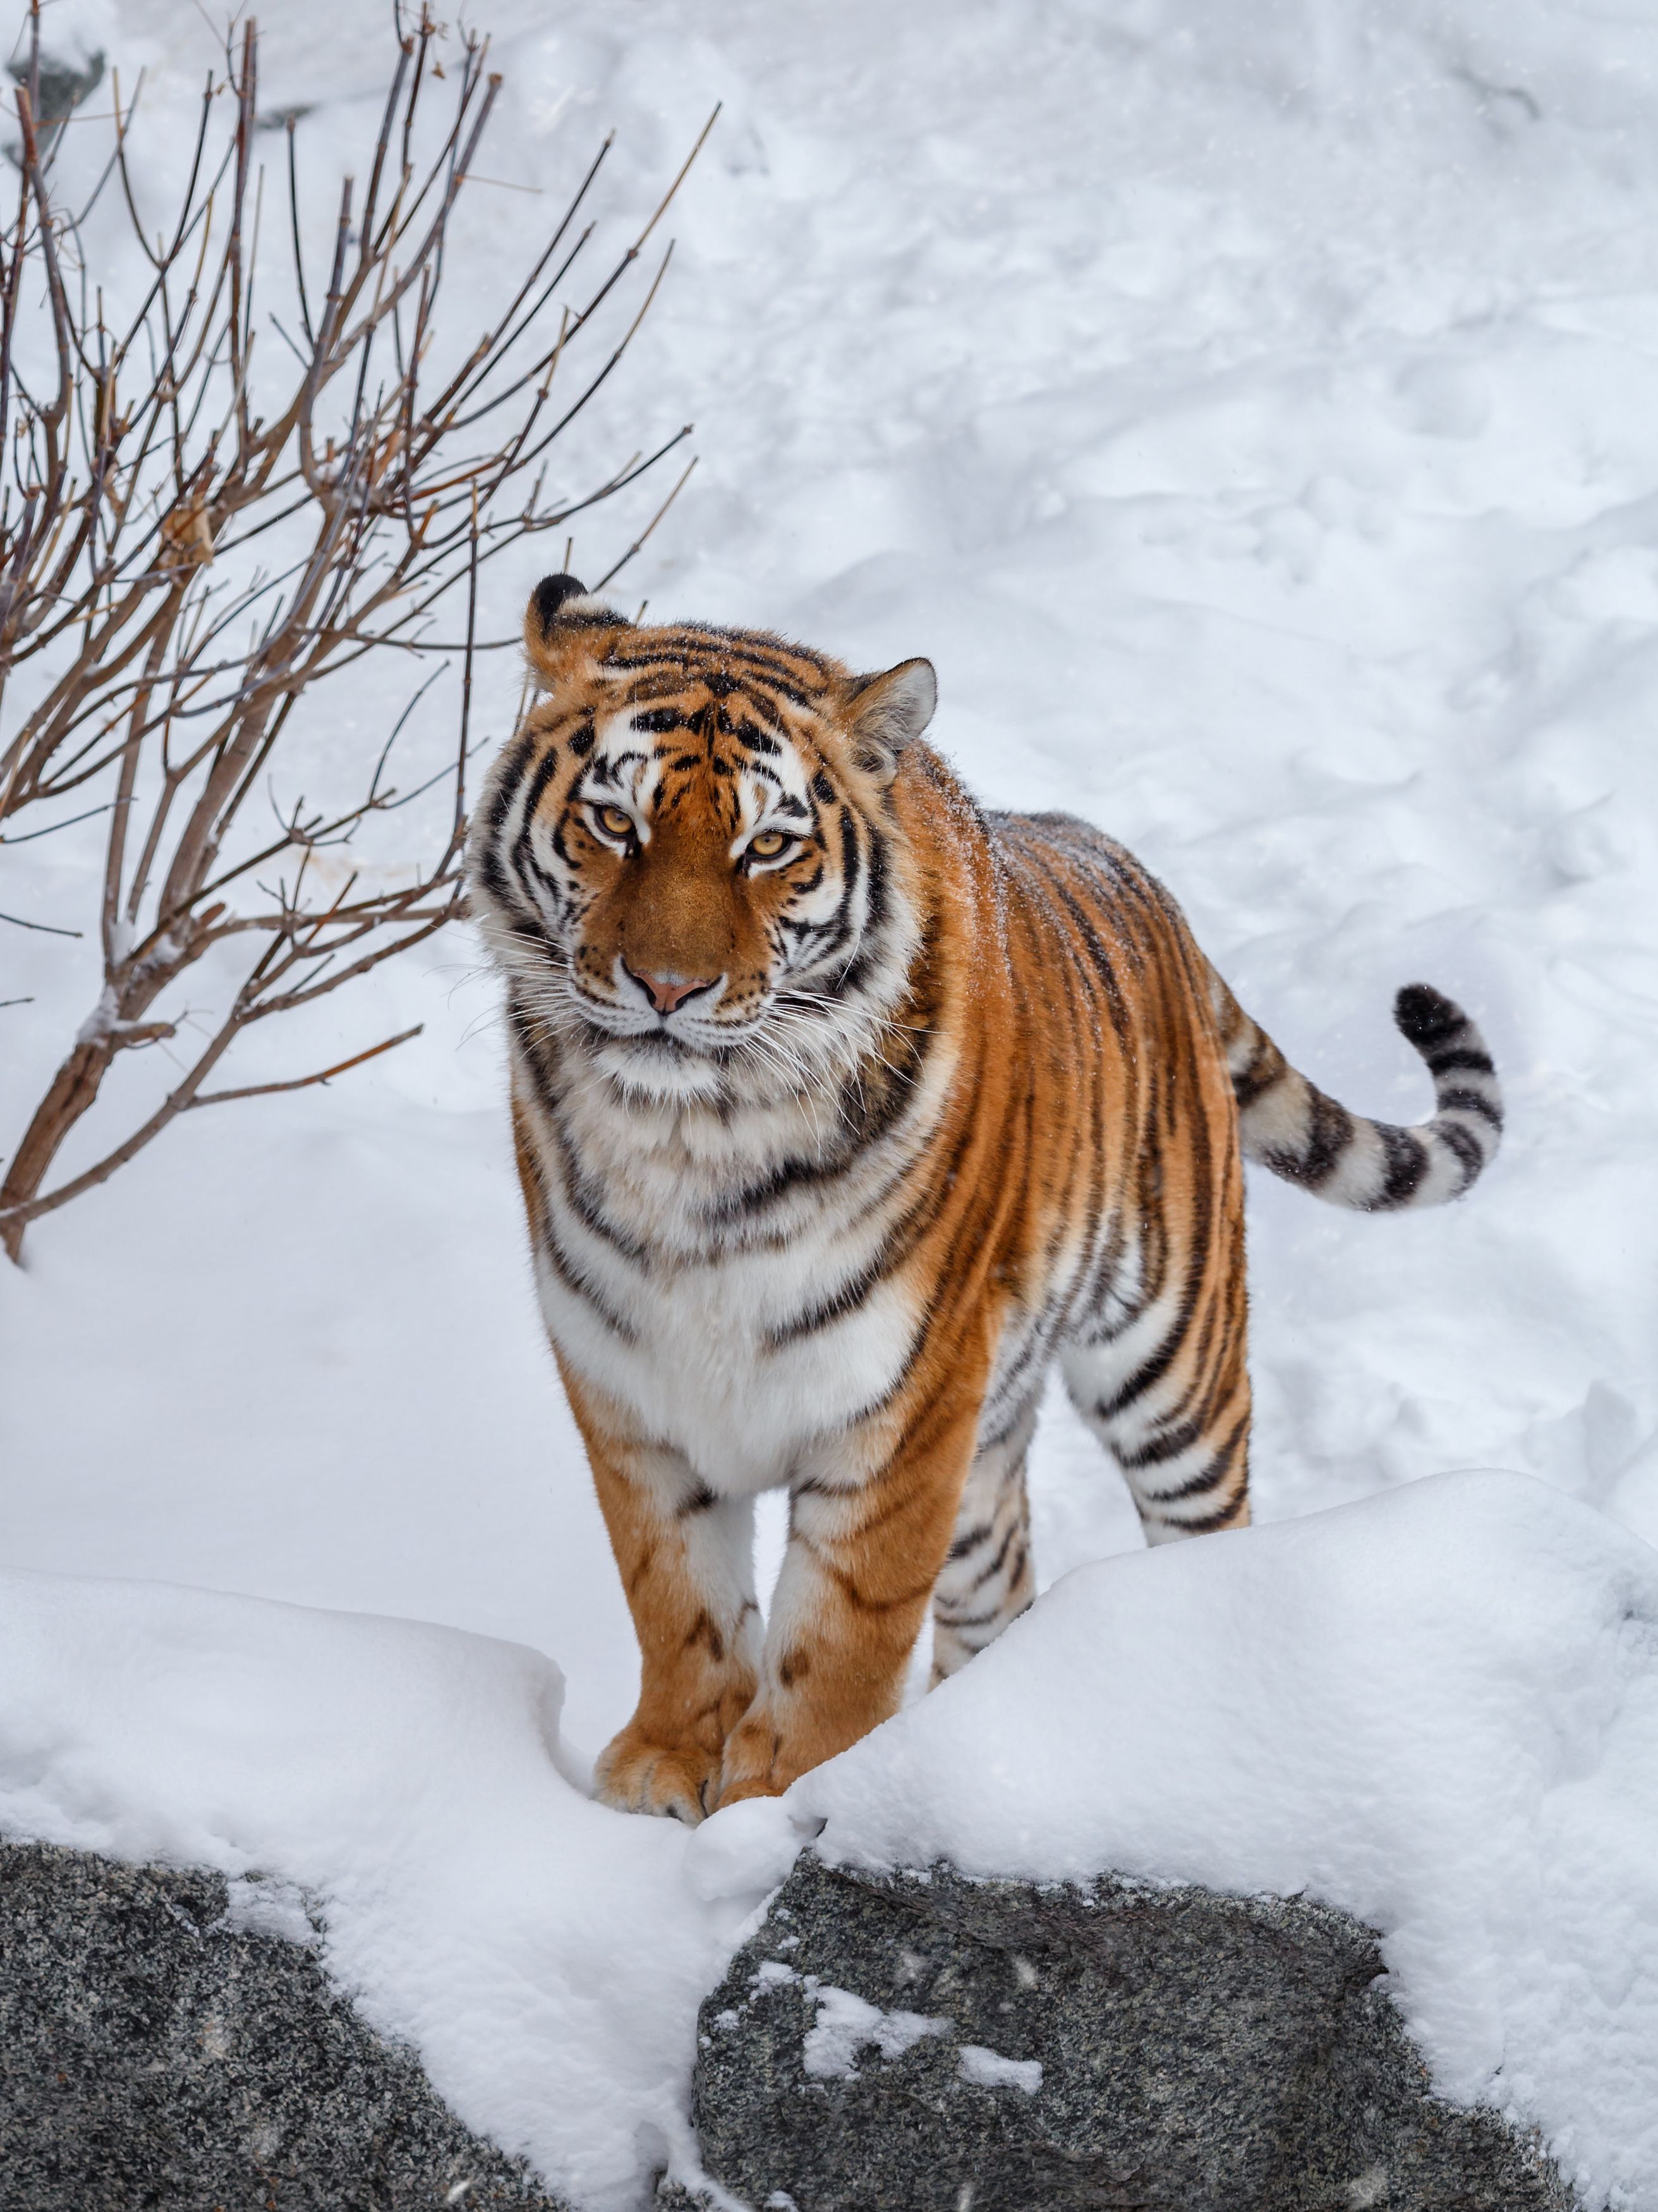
<box><xmin>0</xmin><ymin>1840</ymin><xmax>566</xmax><ymax>2212</ymax></box>
<box><xmin>681</xmin><ymin>1854</ymin><xmax>1578</xmax><ymax>2212</ymax></box>
<box><xmin>0</xmin><ymin>1838</ymin><xmax>1581</xmax><ymax>2211</ymax></box>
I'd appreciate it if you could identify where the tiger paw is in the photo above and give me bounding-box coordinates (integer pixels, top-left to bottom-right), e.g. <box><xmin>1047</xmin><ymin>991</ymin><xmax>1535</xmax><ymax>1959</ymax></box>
<box><xmin>714</xmin><ymin>1710</ymin><xmax>797</xmax><ymax>1808</ymax></box>
<box><xmin>593</xmin><ymin>1723</ymin><xmax>720</xmax><ymax>1823</ymax></box>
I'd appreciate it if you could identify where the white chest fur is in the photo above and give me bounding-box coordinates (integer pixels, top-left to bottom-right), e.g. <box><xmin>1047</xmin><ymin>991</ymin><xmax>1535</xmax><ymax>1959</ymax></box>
<box><xmin>524</xmin><ymin>1055</ymin><xmax>932</xmax><ymax>1495</ymax></box>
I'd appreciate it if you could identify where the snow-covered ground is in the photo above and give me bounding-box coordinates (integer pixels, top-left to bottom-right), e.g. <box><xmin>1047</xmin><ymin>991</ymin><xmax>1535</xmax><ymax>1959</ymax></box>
<box><xmin>0</xmin><ymin>1560</ymin><xmax>789</xmax><ymax>2208</ymax></box>
<box><xmin>804</xmin><ymin>1473</ymin><xmax>1658</xmax><ymax>2212</ymax></box>
<box><xmin>5</xmin><ymin>0</ymin><xmax>1658</xmax><ymax>2204</ymax></box>
<box><xmin>6</xmin><ymin>1473</ymin><xmax>1657</xmax><ymax>2209</ymax></box>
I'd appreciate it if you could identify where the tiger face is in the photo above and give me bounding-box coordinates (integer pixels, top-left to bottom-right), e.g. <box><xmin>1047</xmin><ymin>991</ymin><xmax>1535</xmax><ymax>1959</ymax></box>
<box><xmin>468</xmin><ymin>574</ymin><xmax>937</xmax><ymax>1098</ymax></box>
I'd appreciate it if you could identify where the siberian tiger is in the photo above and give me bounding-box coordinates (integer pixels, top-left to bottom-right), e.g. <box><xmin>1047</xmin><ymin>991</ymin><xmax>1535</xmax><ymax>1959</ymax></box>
<box><xmin>466</xmin><ymin>574</ymin><xmax>1503</xmax><ymax>1823</ymax></box>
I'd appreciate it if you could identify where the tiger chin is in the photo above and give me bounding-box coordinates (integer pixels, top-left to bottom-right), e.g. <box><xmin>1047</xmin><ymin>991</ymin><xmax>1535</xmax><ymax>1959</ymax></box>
<box><xmin>464</xmin><ymin>572</ymin><xmax>1503</xmax><ymax>1824</ymax></box>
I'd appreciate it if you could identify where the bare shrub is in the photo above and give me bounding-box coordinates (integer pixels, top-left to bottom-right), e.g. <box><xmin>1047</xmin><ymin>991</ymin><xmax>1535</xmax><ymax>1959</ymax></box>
<box><xmin>0</xmin><ymin>1</ymin><xmax>706</xmax><ymax>1260</ymax></box>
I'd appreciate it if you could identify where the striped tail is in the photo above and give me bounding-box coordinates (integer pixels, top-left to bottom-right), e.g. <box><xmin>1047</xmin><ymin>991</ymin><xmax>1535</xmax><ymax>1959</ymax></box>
<box><xmin>1208</xmin><ymin>971</ymin><xmax>1503</xmax><ymax>1212</ymax></box>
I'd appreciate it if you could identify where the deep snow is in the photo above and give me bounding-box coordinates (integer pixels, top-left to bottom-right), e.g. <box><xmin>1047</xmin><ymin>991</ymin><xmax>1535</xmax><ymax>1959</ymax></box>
<box><xmin>802</xmin><ymin>1473</ymin><xmax>1658</xmax><ymax>2212</ymax></box>
<box><xmin>3</xmin><ymin>1473</ymin><xmax>1656</xmax><ymax>2211</ymax></box>
<box><xmin>0</xmin><ymin>1561</ymin><xmax>793</xmax><ymax>2206</ymax></box>
<box><xmin>5</xmin><ymin>0</ymin><xmax>1658</xmax><ymax>2204</ymax></box>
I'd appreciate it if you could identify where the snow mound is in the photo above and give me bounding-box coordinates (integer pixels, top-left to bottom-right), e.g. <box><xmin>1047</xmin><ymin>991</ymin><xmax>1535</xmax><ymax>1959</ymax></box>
<box><xmin>796</xmin><ymin>1470</ymin><xmax>1658</xmax><ymax>2211</ymax></box>
<box><xmin>0</xmin><ymin>1571</ymin><xmax>797</xmax><ymax>2212</ymax></box>
<box><xmin>2</xmin><ymin>1474</ymin><xmax>1654</xmax><ymax>2209</ymax></box>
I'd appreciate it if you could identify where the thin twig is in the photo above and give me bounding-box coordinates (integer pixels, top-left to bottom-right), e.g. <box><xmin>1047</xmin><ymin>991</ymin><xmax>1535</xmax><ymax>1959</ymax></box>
<box><xmin>190</xmin><ymin>1021</ymin><xmax>423</xmax><ymax>1105</ymax></box>
<box><xmin>593</xmin><ymin>454</ymin><xmax>698</xmax><ymax>589</ymax></box>
<box><xmin>0</xmin><ymin>800</ymin><xmax>112</xmax><ymax>844</ymax></box>
<box><xmin>1</xmin><ymin>908</ymin><xmax>82</xmax><ymax>935</ymax></box>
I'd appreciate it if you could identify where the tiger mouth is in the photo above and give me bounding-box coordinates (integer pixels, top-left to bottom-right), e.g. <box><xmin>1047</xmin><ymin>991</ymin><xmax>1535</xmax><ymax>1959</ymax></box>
<box><xmin>569</xmin><ymin>992</ymin><xmax>770</xmax><ymax>1057</ymax></box>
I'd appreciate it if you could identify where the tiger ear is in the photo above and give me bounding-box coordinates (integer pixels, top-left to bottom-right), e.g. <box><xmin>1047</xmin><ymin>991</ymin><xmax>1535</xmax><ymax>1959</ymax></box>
<box><xmin>844</xmin><ymin>658</ymin><xmax>937</xmax><ymax>786</ymax></box>
<box><xmin>523</xmin><ymin>573</ymin><xmax>632</xmax><ymax>690</ymax></box>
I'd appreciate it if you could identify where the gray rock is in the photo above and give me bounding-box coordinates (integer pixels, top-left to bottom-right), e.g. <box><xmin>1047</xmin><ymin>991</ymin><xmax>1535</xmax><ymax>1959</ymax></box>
<box><xmin>1</xmin><ymin>1836</ymin><xmax>1582</xmax><ymax>2212</ymax></box>
<box><xmin>0</xmin><ymin>1839</ymin><xmax>567</xmax><ymax>2212</ymax></box>
<box><xmin>689</xmin><ymin>1853</ymin><xmax>1578</xmax><ymax>2212</ymax></box>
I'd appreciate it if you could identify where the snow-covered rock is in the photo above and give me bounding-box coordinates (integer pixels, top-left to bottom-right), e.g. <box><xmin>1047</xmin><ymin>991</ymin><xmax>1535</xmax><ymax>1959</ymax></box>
<box><xmin>682</xmin><ymin>1854</ymin><xmax>1573</xmax><ymax>2211</ymax></box>
<box><xmin>1</xmin><ymin>1473</ymin><xmax>1655</xmax><ymax>2207</ymax></box>
<box><xmin>0</xmin><ymin>1570</ymin><xmax>773</xmax><ymax>2211</ymax></box>
<box><xmin>794</xmin><ymin>1472</ymin><xmax>1658</xmax><ymax>2212</ymax></box>
<box><xmin>0</xmin><ymin>1840</ymin><xmax>565</xmax><ymax>2211</ymax></box>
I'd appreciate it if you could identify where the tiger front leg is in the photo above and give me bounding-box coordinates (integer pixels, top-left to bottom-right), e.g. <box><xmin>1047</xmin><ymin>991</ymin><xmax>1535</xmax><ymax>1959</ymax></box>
<box><xmin>715</xmin><ymin>1395</ymin><xmax>981</xmax><ymax>1807</ymax></box>
<box><xmin>562</xmin><ymin>1366</ymin><xmax>763</xmax><ymax>1823</ymax></box>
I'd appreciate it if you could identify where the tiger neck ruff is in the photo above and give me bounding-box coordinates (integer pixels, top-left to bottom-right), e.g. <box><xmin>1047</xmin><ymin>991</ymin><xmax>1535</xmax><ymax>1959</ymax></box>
<box><xmin>465</xmin><ymin>573</ymin><xmax>1504</xmax><ymax>1823</ymax></box>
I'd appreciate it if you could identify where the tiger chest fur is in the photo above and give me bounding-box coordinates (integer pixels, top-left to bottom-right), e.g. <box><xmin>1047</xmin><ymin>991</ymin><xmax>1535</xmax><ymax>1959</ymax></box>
<box><xmin>467</xmin><ymin>574</ymin><xmax>1503</xmax><ymax>1824</ymax></box>
<box><xmin>512</xmin><ymin>1042</ymin><xmax>952</xmax><ymax>1494</ymax></box>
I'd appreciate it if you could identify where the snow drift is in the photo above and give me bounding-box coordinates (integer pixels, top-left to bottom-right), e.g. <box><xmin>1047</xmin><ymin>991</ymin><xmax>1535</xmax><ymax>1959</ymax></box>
<box><xmin>3</xmin><ymin>1471</ymin><xmax>1656</xmax><ymax>2208</ymax></box>
<box><xmin>801</xmin><ymin>1471</ymin><xmax>1658</xmax><ymax>2212</ymax></box>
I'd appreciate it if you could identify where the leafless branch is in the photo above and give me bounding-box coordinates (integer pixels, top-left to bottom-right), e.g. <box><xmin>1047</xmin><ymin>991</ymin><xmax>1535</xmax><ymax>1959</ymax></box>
<box><xmin>190</xmin><ymin>1022</ymin><xmax>423</xmax><ymax>1106</ymax></box>
<box><xmin>0</xmin><ymin>1</ymin><xmax>710</xmax><ymax>1260</ymax></box>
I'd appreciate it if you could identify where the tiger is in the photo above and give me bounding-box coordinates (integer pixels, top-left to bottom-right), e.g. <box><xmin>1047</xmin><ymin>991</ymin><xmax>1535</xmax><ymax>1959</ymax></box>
<box><xmin>465</xmin><ymin>573</ymin><xmax>1503</xmax><ymax>1824</ymax></box>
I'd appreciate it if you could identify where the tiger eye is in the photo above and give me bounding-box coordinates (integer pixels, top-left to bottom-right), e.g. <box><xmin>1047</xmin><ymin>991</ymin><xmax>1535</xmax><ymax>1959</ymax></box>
<box><xmin>749</xmin><ymin>830</ymin><xmax>791</xmax><ymax>860</ymax></box>
<box><xmin>595</xmin><ymin>805</ymin><xmax>634</xmax><ymax>839</ymax></box>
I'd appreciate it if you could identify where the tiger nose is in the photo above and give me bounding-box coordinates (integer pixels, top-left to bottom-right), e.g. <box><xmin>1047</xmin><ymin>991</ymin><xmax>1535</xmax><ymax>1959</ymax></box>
<box><xmin>625</xmin><ymin>964</ymin><xmax>718</xmax><ymax>1015</ymax></box>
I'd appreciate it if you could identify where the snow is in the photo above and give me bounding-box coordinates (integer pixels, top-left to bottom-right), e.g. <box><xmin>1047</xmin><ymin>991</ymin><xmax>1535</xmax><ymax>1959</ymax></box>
<box><xmin>5</xmin><ymin>1472</ymin><xmax>1655</xmax><ymax>2208</ymax></box>
<box><xmin>799</xmin><ymin>1986</ymin><xmax>952</xmax><ymax>2081</ymax></box>
<box><xmin>956</xmin><ymin>2046</ymin><xmax>1044</xmax><ymax>2098</ymax></box>
<box><xmin>4</xmin><ymin>0</ymin><xmax>1658</xmax><ymax>2204</ymax></box>
<box><xmin>797</xmin><ymin>1471</ymin><xmax>1658</xmax><ymax>2211</ymax></box>
<box><xmin>731</xmin><ymin>1969</ymin><xmax>1043</xmax><ymax>2097</ymax></box>
<box><xmin>0</xmin><ymin>1562</ymin><xmax>801</xmax><ymax>2209</ymax></box>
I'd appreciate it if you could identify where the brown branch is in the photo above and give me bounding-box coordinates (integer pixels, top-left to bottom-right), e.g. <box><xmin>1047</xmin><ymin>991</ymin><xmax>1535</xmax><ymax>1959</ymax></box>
<box><xmin>593</xmin><ymin>454</ymin><xmax>698</xmax><ymax>590</ymax></box>
<box><xmin>0</xmin><ymin>10</ymin><xmax>706</xmax><ymax>1260</ymax></box>
<box><xmin>0</xmin><ymin>1018</ymin><xmax>243</xmax><ymax>1251</ymax></box>
<box><xmin>189</xmin><ymin>1022</ymin><xmax>423</xmax><ymax>1107</ymax></box>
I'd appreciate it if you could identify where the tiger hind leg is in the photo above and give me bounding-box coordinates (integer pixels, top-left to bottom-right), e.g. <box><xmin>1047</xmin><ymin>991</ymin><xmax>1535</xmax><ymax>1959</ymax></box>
<box><xmin>1060</xmin><ymin>1276</ymin><xmax>1252</xmax><ymax>1545</ymax></box>
<box><xmin>930</xmin><ymin>1394</ymin><xmax>1039</xmax><ymax>1684</ymax></box>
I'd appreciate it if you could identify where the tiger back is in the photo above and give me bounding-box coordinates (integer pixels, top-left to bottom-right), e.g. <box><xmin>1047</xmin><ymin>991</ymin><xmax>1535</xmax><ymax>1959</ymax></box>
<box><xmin>465</xmin><ymin>574</ymin><xmax>1503</xmax><ymax>1821</ymax></box>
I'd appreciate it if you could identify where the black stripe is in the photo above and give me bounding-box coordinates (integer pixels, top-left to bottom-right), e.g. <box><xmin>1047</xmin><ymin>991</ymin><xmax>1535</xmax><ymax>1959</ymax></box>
<box><xmin>1135</xmin><ymin>1415</ymin><xmax>1250</xmax><ymax>1505</ymax></box>
<box><xmin>486</xmin><ymin>731</ymin><xmax>539</xmax><ymax>831</ymax></box>
<box><xmin>1427</xmin><ymin>1046</ymin><xmax>1494</xmax><ymax>1078</ymax></box>
<box><xmin>1231</xmin><ymin>1040</ymin><xmax>1285</xmax><ymax>1110</ymax></box>
<box><xmin>983</xmin><ymin>1326</ymin><xmax>1053</xmax><ymax>1422</ymax></box>
<box><xmin>1435</xmin><ymin>1121</ymin><xmax>1486</xmax><ymax>1184</ymax></box>
<box><xmin>1149</xmin><ymin>1464</ymin><xmax>1250</xmax><ymax>1533</ymax></box>
<box><xmin>764</xmin><ymin>1248</ymin><xmax>895</xmax><ymax>1350</ymax></box>
<box><xmin>1150</xmin><ymin>1494</ymin><xmax>1247</xmax><ymax>1536</ymax></box>
<box><xmin>963</xmin><ymin>1516</ymin><xmax>1022</xmax><ymax>1595</ymax></box>
<box><xmin>721</xmin><ymin>710</ymin><xmax>782</xmax><ymax>757</ymax></box>
<box><xmin>552</xmin><ymin>1129</ymin><xmax>651</xmax><ymax>1264</ymax></box>
<box><xmin>507</xmin><ymin>745</ymin><xmax>566</xmax><ymax>904</ymax></box>
<box><xmin>604</xmin><ymin>642</ymin><xmax>823</xmax><ymax>708</ymax></box>
<box><xmin>823</xmin><ymin>823</ymin><xmax>897</xmax><ymax>996</ymax></box>
<box><xmin>1264</xmin><ymin>1089</ymin><xmax>1354</xmax><ymax>1190</ymax></box>
<box><xmin>538</xmin><ymin>1226</ymin><xmax>638</xmax><ymax>1344</ymax></box>
<box><xmin>1017</xmin><ymin>851</ymin><xmax>1133</xmax><ymax>1050</ymax></box>
<box><xmin>946</xmin><ymin>1519</ymin><xmax>994</xmax><ymax>1563</ymax></box>
<box><xmin>1093</xmin><ymin>1324</ymin><xmax>1183</xmax><ymax>1426</ymax></box>
<box><xmin>1115</xmin><ymin>1416</ymin><xmax>1204</xmax><ymax>1473</ymax></box>
<box><xmin>1434</xmin><ymin>1087</ymin><xmax>1503</xmax><ymax>1129</ymax></box>
<box><xmin>1375</xmin><ymin>1126</ymin><xmax>1430</xmax><ymax>1208</ymax></box>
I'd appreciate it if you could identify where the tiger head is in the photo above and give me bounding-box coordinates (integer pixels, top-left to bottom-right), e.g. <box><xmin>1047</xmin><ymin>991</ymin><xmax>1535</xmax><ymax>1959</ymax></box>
<box><xmin>466</xmin><ymin>574</ymin><xmax>937</xmax><ymax>1098</ymax></box>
